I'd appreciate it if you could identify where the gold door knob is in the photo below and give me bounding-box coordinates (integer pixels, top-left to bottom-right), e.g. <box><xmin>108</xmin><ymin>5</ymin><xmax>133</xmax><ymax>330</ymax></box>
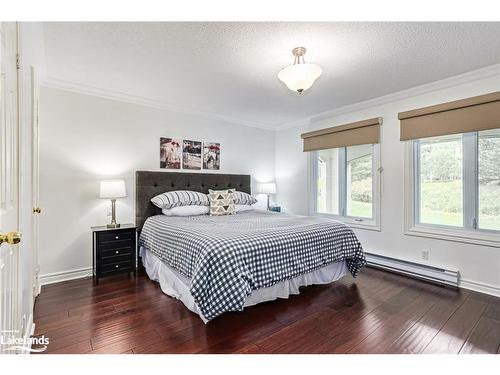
<box><xmin>0</xmin><ymin>232</ymin><xmax>22</xmax><ymax>245</ymax></box>
<box><xmin>33</xmin><ymin>207</ymin><xmax>42</xmax><ymax>214</ymax></box>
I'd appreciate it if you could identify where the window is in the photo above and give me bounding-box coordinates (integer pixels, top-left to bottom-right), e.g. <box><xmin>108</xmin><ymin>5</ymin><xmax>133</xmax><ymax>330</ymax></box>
<box><xmin>401</xmin><ymin>91</ymin><xmax>500</xmax><ymax>246</ymax></box>
<box><xmin>317</xmin><ymin>148</ymin><xmax>340</xmax><ymax>215</ymax></box>
<box><xmin>410</xmin><ymin>129</ymin><xmax>500</xmax><ymax>242</ymax></box>
<box><xmin>478</xmin><ymin>129</ymin><xmax>500</xmax><ymax>231</ymax></box>
<box><xmin>417</xmin><ymin>135</ymin><xmax>463</xmax><ymax>227</ymax></box>
<box><xmin>347</xmin><ymin>145</ymin><xmax>373</xmax><ymax>219</ymax></box>
<box><xmin>313</xmin><ymin>143</ymin><xmax>379</xmax><ymax>228</ymax></box>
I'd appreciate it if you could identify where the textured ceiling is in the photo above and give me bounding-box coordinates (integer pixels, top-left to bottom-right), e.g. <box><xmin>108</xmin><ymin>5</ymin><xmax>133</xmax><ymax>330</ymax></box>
<box><xmin>43</xmin><ymin>22</ymin><xmax>500</xmax><ymax>129</ymax></box>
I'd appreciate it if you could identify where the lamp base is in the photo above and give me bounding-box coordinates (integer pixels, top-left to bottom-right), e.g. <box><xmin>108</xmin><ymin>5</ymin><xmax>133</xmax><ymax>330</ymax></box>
<box><xmin>107</xmin><ymin>199</ymin><xmax>120</xmax><ymax>228</ymax></box>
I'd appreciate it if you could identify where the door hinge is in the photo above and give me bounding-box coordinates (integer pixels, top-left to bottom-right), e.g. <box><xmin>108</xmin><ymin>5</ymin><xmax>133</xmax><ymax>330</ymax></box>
<box><xmin>16</xmin><ymin>53</ymin><xmax>20</xmax><ymax>70</ymax></box>
<box><xmin>472</xmin><ymin>217</ymin><xmax>478</xmax><ymax>229</ymax></box>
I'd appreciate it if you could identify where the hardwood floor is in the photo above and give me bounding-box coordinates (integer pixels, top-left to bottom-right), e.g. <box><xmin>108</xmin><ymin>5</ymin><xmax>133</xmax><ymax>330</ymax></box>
<box><xmin>33</xmin><ymin>267</ymin><xmax>500</xmax><ymax>354</ymax></box>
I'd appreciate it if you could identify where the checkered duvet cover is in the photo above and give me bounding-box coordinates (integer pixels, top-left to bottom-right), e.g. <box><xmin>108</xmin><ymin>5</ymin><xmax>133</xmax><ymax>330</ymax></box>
<box><xmin>139</xmin><ymin>210</ymin><xmax>366</xmax><ymax>321</ymax></box>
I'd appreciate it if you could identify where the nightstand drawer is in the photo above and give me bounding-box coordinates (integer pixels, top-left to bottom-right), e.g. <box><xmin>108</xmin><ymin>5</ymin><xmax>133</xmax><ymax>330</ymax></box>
<box><xmin>101</xmin><ymin>260</ymin><xmax>132</xmax><ymax>274</ymax></box>
<box><xmin>97</xmin><ymin>230</ymin><xmax>134</xmax><ymax>244</ymax></box>
<box><xmin>96</xmin><ymin>230</ymin><xmax>135</xmax><ymax>250</ymax></box>
<box><xmin>100</xmin><ymin>247</ymin><xmax>134</xmax><ymax>259</ymax></box>
<box><xmin>101</xmin><ymin>252</ymin><xmax>133</xmax><ymax>265</ymax></box>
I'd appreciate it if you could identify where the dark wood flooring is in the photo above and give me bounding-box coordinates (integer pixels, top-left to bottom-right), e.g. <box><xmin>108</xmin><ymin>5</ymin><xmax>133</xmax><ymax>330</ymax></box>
<box><xmin>33</xmin><ymin>267</ymin><xmax>500</xmax><ymax>354</ymax></box>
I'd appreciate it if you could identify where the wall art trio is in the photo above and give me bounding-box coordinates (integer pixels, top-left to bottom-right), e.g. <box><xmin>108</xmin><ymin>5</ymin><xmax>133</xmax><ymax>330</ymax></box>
<box><xmin>160</xmin><ymin>138</ymin><xmax>220</xmax><ymax>170</ymax></box>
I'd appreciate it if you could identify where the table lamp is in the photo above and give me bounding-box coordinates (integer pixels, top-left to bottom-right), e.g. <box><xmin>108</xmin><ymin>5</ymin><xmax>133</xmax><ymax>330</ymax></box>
<box><xmin>258</xmin><ymin>182</ymin><xmax>276</xmax><ymax>210</ymax></box>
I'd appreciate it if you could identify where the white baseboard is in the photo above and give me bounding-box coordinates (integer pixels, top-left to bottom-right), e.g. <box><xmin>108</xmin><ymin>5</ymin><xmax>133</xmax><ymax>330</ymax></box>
<box><xmin>38</xmin><ymin>260</ymin><xmax>500</xmax><ymax>299</ymax></box>
<box><xmin>460</xmin><ymin>278</ymin><xmax>500</xmax><ymax>297</ymax></box>
<box><xmin>39</xmin><ymin>267</ymin><xmax>92</xmax><ymax>286</ymax></box>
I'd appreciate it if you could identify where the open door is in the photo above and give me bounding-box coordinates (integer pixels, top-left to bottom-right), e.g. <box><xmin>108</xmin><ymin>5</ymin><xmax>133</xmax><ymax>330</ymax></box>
<box><xmin>0</xmin><ymin>22</ymin><xmax>22</xmax><ymax>354</ymax></box>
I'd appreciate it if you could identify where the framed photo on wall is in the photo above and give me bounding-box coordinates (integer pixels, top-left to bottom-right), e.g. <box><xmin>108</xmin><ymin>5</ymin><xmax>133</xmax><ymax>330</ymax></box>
<box><xmin>203</xmin><ymin>142</ymin><xmax>221</xmax><ymax>170</ymax></box>
<box><xmin>160</xmin><ymin>137</ymin><xmax>181</xmax><ymax>169</ymax></box>
<box><xmin>182</xmin><ymin>139</ymin><xmax>202</xmax><ymax>170</ymax></box>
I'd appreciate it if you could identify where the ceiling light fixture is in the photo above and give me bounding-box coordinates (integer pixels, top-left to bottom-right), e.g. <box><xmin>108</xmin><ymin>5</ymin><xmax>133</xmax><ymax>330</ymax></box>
<box><xmin>278</xmin><ymin>47</ymin><xmax>322</xmax><ymax>94</ymax></box>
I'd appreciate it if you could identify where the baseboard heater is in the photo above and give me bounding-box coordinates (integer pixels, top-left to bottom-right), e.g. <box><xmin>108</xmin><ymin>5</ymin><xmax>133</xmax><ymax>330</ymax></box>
<box><xmin>365</xmin><ymin>252</ymin><xmax>459</xmax><ymax>287</ymax></box>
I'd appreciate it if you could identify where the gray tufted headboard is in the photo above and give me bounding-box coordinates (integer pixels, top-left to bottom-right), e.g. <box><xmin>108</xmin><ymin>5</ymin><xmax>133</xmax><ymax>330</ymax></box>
<box><xmin>135</xmin><ymin>171</ymin><xmax>251</xmax><ymax>232</ymax></box>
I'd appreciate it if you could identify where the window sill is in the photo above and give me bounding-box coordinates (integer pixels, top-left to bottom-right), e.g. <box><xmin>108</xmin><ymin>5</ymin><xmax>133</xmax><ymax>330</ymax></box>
<box><xmin>405</xmin><ymin>224</ymin><xmax>500</xmax><ymax>248</ymax></box>
<box><xmin>313</xmin><ymin>213</ymin><xmax>381</xmax><ymax>232</ymax></box>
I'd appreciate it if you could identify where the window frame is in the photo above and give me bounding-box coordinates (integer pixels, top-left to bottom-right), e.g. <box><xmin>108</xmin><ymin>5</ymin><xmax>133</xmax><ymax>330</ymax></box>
<box><xmin>404</xmin><ymin>131</ymin><xmax>500</xmax><ymax>247</ymax></box>
<box><xmin>309</xmin><ymin>143</ymin><xmax>382</xmax><ymax>231</ymax></box>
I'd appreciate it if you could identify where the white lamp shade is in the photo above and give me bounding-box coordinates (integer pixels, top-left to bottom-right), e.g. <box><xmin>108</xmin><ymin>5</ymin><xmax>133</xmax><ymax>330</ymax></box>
<box><xmin>259</xmin><ymin>182</ymin><xmax>276</xmax><ymax>194</ymax></box>
<box><xmin>100</xmin><ymin>179</ymin><xmax>127</xmax><ymax>199</ymax></box>
<box><xmin>278</xmin><ymin>63</ymin><xmax>322</xmax><ymax>93</ymax></box>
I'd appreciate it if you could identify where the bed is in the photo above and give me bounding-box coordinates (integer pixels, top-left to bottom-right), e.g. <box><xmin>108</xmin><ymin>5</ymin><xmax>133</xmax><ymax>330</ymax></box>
<box><xmin>136</xmin><ymin>171</ymin><xmax>366</xmax><ymax>322</ymax></box>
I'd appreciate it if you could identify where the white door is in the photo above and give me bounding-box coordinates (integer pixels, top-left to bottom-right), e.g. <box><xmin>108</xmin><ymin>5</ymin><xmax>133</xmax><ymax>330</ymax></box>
<box><xmin>0</xmin><ymin>22</ymin><xmax>22</xmax><ymax>354</ymax></box>
<box><xmin>31</xmin><ymin>66</ymin><xmax>40</xmax><ymax>300</ymax></box>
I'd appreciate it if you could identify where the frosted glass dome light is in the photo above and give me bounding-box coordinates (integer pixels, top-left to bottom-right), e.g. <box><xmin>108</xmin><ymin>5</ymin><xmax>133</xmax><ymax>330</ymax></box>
<box><xmin>278</xmin><ymin>47</ymin><xmax>322</xmax><ymax>94</ymax></box>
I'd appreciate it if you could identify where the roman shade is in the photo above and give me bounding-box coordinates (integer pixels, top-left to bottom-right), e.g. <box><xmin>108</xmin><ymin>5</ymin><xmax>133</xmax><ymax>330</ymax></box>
<box><xmin>301</xmin><ymin>117</ymin><xmax>382</xmax><ymax>152</ymax></box>
<box><xmin>399</xmin><ymin>91</ymin><xmax>500</xmax><ymax>141</ymax></box>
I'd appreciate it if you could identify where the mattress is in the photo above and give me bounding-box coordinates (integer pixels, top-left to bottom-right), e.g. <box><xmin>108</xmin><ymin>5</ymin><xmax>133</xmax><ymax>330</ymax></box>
<box><xmin>140</xmin><ymin>246</ymin><xmax>348</xmax><ymax>323</ymax></box>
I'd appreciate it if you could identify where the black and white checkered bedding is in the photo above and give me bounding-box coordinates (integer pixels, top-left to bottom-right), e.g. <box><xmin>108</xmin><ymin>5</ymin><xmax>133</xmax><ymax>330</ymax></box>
<box><xmin>139</xmin><ymin>210</ymin><xmax>366</xmax><ymax>321</ymax></box>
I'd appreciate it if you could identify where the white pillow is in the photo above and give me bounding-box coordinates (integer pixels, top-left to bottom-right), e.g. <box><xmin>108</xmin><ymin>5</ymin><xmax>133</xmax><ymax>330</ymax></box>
<box><xmin>162</xmin><ymin>205</ymin><xmax>209</xmax><ymax>216</ymax></box>
<box><xmin>235</xmin><ymin>204</ymin><xmax>256</xmax><ymax>213</ymax></box>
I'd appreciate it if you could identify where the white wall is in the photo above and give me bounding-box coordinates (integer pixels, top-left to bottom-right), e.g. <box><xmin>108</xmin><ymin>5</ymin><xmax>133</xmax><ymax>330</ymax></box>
<box><xmin>275</xmin><ymin>71</ymin><xmax>500</xmax><ymax>296</ymax></box>
<box><xmin>39</xmin><ymin>87</ymin><xmax>275</xmax><ymax>278</ymax></box>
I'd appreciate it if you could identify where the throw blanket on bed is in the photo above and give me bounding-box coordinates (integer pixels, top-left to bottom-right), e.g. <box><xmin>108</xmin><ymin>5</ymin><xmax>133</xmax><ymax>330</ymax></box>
<box><xmin>139</xmin><ymin>210</ymin><xmax>366</xmax><ymax>321</ymax></box>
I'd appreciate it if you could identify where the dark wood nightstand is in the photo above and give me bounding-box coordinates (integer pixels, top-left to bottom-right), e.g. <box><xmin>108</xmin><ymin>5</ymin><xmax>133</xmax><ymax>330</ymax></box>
<box><xmin>91</xmin><ymin>224</ymin><xmax>137</xmax><ymax>284</ymax></box>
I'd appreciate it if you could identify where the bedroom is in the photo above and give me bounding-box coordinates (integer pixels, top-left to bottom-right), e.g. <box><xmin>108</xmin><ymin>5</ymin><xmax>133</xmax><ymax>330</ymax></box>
<box><xmin>1</xmin><ymin>0</ymin><xmax>499</xmax><ymax>372</ymax></box>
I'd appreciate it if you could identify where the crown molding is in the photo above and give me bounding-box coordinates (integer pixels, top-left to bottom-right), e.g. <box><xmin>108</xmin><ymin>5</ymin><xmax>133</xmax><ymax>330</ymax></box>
<box><xmin>42</xmin><ymin>63</ymin><xmax>500</xmax><ymax>133</ymax></box>
<box><xmin>275</xmin><ymin>63</ymin><xmax>500</xmax><ymax>131</ymax></box>
<box><xmin>273</xmin><ymin>117</ymin><xmax>311</xmax><ymax>131</ymax></box>
<box><xmin>41</xmin><ymin>77</ymin><xmax>276</xmax><ymax>131</ymax></box>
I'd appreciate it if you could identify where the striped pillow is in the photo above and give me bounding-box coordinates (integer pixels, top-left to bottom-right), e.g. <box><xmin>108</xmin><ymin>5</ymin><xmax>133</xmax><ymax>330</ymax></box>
<box><xmin>151</xmin><ymin>190</ymin><xmax>209</xmax><ymax>209</ymax></box>
<box><xmin>233</xmin><ymin>191</ymin><xmax>257</xmax><ymax>205</ymax></box>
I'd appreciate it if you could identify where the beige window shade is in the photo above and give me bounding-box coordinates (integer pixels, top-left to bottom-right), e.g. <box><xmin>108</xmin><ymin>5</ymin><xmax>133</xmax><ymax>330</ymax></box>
<box><xmin>399</xmin><ymin>91</ymin><xmax>500</xmax><ymax>141</ymax></box>
<box><xmin>301</xmin><ymin>117</ymin><xmax>382</xmax><ymax>152</ymax></box>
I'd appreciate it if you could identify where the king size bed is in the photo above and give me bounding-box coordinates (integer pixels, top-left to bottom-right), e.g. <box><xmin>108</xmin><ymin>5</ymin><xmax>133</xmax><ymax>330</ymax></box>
<box><xmin>136</xmin><ymin>171</ymin><xmax>366</xmax><ymax>322</ymax></box>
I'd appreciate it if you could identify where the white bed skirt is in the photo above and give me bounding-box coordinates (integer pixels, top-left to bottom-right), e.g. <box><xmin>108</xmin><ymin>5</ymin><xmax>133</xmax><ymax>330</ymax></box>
<box><xmin>139</xmin><ymin>247</ymin><xmax>347</xmax><ymax>323</ymax></box>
